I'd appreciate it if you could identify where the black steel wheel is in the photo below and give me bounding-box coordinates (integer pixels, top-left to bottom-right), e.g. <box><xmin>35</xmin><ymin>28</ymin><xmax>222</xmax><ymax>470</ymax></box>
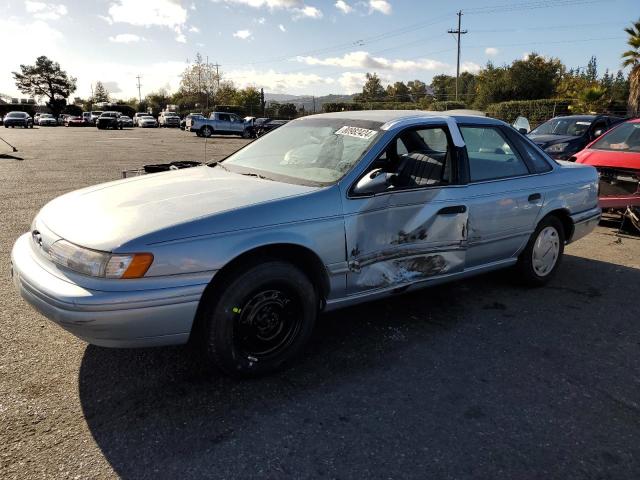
<box><xmin>197</xmin><ymin>261</ymin><xmax>318</xmax><ymax>377</ymax></box>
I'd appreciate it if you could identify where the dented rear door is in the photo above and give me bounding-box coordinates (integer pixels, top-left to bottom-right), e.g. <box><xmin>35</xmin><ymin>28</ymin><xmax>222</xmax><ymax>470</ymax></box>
<box><xmin>344</xmin><ymin>186</ymin><xmax>468</xmax><ymax>294</ymax></box>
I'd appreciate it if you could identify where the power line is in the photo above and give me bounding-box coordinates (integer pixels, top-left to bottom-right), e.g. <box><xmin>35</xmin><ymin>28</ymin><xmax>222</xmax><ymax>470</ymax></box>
<box><xmin>448</xmin><ymin>10</ymin><xmax>468</xmax><ymax>101</ymax></box>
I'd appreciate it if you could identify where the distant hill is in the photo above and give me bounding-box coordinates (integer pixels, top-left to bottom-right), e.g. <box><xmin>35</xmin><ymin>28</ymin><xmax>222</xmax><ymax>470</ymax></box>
<box><xmin>264</xmin><ymin>93</ymin><xmax>356</xmax><ymax>113</ymax></box>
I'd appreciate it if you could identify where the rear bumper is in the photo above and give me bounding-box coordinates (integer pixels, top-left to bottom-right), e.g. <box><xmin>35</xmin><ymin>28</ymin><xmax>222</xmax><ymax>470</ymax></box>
<box><xmin>569</xmin><ymin>206</ymin><xmax>601</xmax><ymax>243</ymax></box>
<box><xmin>11</xmin><ymin>233</ymin><xmax>207</xmax><ymax>348</ymax></box>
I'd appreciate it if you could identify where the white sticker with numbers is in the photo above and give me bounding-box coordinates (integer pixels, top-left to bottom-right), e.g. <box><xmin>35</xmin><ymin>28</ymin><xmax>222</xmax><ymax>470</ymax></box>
<box><xmin>335</xmin><ymin>125</ymin><xmax>378</xmax><ymax>140</ymax></box>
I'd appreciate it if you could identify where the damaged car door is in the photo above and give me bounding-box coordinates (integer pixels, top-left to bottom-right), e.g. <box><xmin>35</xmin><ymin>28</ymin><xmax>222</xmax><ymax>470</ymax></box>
<box><xmin>344</xmin><ymin>124</ymin><xmax>468</xmax><ymax>294</ymax></box>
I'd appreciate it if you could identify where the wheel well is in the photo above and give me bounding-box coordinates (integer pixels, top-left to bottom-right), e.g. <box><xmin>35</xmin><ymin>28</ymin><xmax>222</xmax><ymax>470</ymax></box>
<box><xmin>545</xmin><ymin>209</ymin><xmax>574</xmax><ymax>242</ymax></box>
<box><xmin>205</xmin><ymin>243</ymin><xmax>329</xmax><ymax>303</ymax></box>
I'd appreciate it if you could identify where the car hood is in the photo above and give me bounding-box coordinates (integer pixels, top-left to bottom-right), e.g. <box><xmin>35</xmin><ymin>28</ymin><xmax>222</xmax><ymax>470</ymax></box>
<box><xmin>527</xmin><ymin>134</ymin><xmax>579</xmax><ymax>147</ymax></box>
<box><xmin>38</xmin><ymin>166</ymin><xmax>321</xmax><ymax>251</ymax></box>
<box><xmin>574</xmin><ymin>148</ymin><xmax>640</xmax><ymax>170</ymax></box>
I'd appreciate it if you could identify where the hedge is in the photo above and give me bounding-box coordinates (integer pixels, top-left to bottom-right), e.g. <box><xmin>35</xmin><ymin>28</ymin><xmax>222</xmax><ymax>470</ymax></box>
<box><xmin>323</xmin><ymin>102</ymin><xmax>420</xmax><ymax>113</ymax></box>
<box><xmin>431</xmin><ymin>101</ymin><xmax>467</xmax><ymax>111</ymax></box>
<box><xmin>485</xmin><ymin>99</ymin><xmax>573</xmax><ymax>127</ymax></box>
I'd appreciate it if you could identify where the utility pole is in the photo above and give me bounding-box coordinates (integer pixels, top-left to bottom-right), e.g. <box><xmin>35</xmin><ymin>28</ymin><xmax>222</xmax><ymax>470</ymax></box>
<box><xmin>206</xmin><ymin>56</ymin><xmax>209</xmax><ymax>112</ymax></box>
<box><xmin>212</xmin><ymin>62</ymin><xmax>221</xmax><ymax>89</ymax></box>
<box><xmin>448</xmin><ymin>10</ymin><xmax>467</xmax><ymax>101</ymax></box>
<box><xmin>312</xmin><ymin>95</ymin><xmax>316</xmax><ymax>114</ymax></box>
<box><xmin>136</xmin><ymin>75</ymin><xmax>142</xmax><ymax>105</ymax></box>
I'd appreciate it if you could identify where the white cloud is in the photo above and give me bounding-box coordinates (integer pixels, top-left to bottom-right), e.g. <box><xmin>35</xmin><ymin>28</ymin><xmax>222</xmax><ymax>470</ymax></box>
<box><xmin>256</xmin><ymin>17</ymin><xmax>266</xmax><ymax>24</ymax></box>
<box><xmin>109</xmin><ymin>33</ymin><xmax>143</xmax><ymax>43</ymax></box>
<box><xmin>212</xmin><ymin>0</ymin><xmax>323</xmax><ymax>19</ymax></box>
<box><xmin>296</xmin><ymin>51</ymin><xmax>448</xmax><ymax>72</ymax></box>
<box><xmin>233</xmin><ymin>29</ymin><xmax>252</xmax><ymax>40</ymax></box>
<box><xmin>97</xmin><ymin>14</ymin><xmax>113</xmax><ymax>25</ymax></box>
<box><xmin>189</xmin><ymin>25</ymin><xmax>200</xmax><ymax>32</ymax></box>
<box><xmin>335</xmin><ymin>0</ymin><xmax>353</xmax><ymax>14</ymax></box>
<box><xmin>369</xmin><ymin>0</ymin><xmax>391</xmax><ymax>15</ymax></box>
<box><xmin>338</xmin><ymin>72</ymin><xmax>368</xmax><ymax>93</ymax></box>
<box><xmin>485</xmin><ymin>47</ymin><xmax>499</xmax><ymax>56</ymax></box>
<box><xmin>108</xmin><ymin>0</ymin><xmax>187</xmax><ymax>29</ymax></box>
<box><xmin>522</xmin><ymin>52</ymin><xmax>530</xmax><ymax>60</ymax></box>
<box><xmin>176</xmin><ymin>33</ymin><xmax>187</xmax><ymax>43</ymax></box>
<box><xmin>226</xmin><ymin>68</ymin><xmax>334</xmax><ymax>93</ymax></box>
<box><xmin>461</xmin><ymin>61</ymin><xmax>481</xmax><ymax>73</ymax></box>
<box><xmin>293</xmin><ymin>5</ymin><xmax>322</xmax><ymax>19</ymax></box>
<box><xmin>25</xmin><ymin>1</ymin><xmax>68</xmax><ymax>20</ymax></box>
<box><xmin>278</xmin><ymin>24</ymin><xmax>286</xmax><ymax>32</ymax></box>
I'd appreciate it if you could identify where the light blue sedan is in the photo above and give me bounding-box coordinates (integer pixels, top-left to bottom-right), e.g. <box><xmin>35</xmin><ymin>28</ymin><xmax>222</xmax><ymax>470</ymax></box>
<box><xmin>11</xmin><ymin>111</ymin><xmax>601</xmax><ymax>376</ymax></box>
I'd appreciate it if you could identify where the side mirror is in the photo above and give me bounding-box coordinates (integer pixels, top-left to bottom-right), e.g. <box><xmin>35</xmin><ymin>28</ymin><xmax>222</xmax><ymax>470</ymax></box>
<box><xmin>593</xmin><ymin>129</ymin><xmax>603</xmax><ymax>138</ymax></box>
<box><xmin>512</xmin><ymin>116</ymin><xmax>531</xmax><ymax>134</ymax></box>
<box><xmin>353</xmin><ymin>168</ymin><xmax>393</xmax><ymax>195</ymax></box>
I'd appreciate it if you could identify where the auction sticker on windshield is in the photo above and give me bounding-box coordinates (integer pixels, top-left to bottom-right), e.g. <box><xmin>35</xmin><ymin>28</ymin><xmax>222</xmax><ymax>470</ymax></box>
<box><xmin>335</xmin><ymin>126</ymin><xmax>378</xmax><ymax>140</ymax></box>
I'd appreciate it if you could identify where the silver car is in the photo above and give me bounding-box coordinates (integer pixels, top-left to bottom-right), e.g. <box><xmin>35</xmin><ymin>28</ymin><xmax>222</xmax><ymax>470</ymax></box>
<box><xmin>11</xmin><ymin>111</ymin><xmax>601</xmax><ymax>376</ymax></box>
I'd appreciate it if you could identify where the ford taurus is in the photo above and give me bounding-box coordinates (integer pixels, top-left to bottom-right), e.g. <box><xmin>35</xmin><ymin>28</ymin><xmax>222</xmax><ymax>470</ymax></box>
<box><xmin>11</xmin><ymin>111</ymin><xmax>601</xmax><ymax>376</ymax></box>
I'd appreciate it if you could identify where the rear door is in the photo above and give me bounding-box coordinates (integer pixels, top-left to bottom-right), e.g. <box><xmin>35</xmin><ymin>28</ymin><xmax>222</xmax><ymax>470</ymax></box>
<box><xmin>343</xmin><ymin>123</ymin><xmax>468</xmax><ymax>294</ymax></box>
<box><xmin>458</xmin><ymin>124</ymin><xmax>546</xmax><ymax>267</ymax></box>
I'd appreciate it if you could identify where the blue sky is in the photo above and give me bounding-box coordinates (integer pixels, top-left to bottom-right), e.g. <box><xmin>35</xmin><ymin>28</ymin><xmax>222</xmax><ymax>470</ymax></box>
<box><xmin>0</xmin><ymin>0</ymin><xmax>637</xmax><ymax>100</ymax></box>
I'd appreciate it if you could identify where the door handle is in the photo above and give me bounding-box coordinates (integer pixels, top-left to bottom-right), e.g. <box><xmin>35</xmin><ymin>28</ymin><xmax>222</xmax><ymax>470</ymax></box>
<box><xmin>528</xmin><ymin>193</ymin><xmax>542</xmax><ymax>202</ymax></box>
<box><xmin>437</xmin><ymin>205</ymin><xmax>467</xmax><ymax>215</ymax></box>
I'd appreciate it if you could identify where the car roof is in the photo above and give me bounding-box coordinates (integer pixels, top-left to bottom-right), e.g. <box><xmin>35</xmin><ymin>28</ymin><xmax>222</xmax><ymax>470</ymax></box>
<box><xmin>308</xmin><ymin>109</ymin><xmax>503</xmax><ymax>128</ymax></box>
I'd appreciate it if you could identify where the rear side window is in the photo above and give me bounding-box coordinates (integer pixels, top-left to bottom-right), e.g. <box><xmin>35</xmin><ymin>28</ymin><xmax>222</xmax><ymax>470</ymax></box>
<box><xmin>460</xmin><ymin>126</ymin><xmax>530</xmax><ymax>182</ymax></box>
<box><xmin>508</xmin><ymin>128</ymin><xmax>554</xmax><ymax>173</ymax></box>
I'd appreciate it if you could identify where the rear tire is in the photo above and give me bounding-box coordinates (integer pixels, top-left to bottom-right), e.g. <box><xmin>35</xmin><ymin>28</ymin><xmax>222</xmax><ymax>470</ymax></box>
<box><xmin>198</xmin><ymin>261</ymin><xmax>318</xmax><ymax>377</ymax></box>
<box><xmin>515</xmin><ymin>215</ymin><xmax>565</xmax><ymax>286</ymax></box>
<box><xmin>201</xmin><ymin>126</ymin><xmax>213</xmax><ymax>138</ymax></box>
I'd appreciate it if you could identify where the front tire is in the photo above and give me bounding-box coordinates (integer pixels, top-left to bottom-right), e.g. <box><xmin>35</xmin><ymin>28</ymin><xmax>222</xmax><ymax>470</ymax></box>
<box><xmin>515</xmin><ymin>215</ymin><xmax>565</xmax><ymax>286</ymax></box>
<box><xmin>201</xmin><ymin>126</ymin><xmax>213</xmax><ymax>138</ymax></box>
<box><xmin>198</xmin><ymin>261</ymin><xmax>318</xmax><ymax>377</ymax></box>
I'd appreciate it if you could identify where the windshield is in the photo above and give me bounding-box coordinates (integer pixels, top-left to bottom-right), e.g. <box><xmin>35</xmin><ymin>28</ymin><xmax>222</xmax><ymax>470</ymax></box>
<box><xmin>7</xmin><ymin>112</ymin><xmax>25</xmax><ymax>118</ymax></box>
<box><xmin>41</xmin><ymin>114</ymin><xmax>53</xmax><ymax>118</ymax></box>
<box><xmin>591</xmin><ymin>122</ymin><xmax>640</xmax><ymax>152</ymax></box>
<box><xmin>221</xmin><ymin>117</ymin><xmax>383</xmax><ymax>186</ymax></box>
<box><xmin>531</xmin><ymin>117</ymin><xmax>593</xmax><ymax>137</ymax></box>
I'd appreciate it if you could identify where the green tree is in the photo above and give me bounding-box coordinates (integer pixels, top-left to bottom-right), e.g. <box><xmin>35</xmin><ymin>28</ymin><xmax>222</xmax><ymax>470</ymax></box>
<box><xmin>145</xmin><ymin>88</ymin><xmax>170</xmax><ymax>114</ymax></box>
<box><xmin>12</xmin><ymin>55</ymin><xmax>77</xmax><ymax>116</ymax></box>
<box><xmin>407</xmin><ymin>79</ymin><xmax>429</xmax><ymax>101</ymax></box>
<box><xmin>357</xmin><ymin>73</ymin><xmax>385</xmax><ymax>101</ymax></box>
<box><xmin>385</xmin><ymin>81</ymin><xmax>411</xmax><ymax>102</ymax></box>
<box><xmin>235</xmin><ymin>86</ymin><xmax>261</xmax><ymax>114</ymax></box>
<box><xmin>622</xmin><ymin>19</ymin><xmax>640</xmax><ymax>116</ymax></box>
<box><xmin>507</xmin><ymin>53</ymin><xmax>563</xmax><ymax>100</ymax></box>
<box><xmin>92</xmin><ymin>81</ymin><xmax>110</xmax><ymax>103</ymax></box>
<box><xmin>584</xmin><ymin>56</ymin><xmax>598</xmax><ymax>82</ymax></box>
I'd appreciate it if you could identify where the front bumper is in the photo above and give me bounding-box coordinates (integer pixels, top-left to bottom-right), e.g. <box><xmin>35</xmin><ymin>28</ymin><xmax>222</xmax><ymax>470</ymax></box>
<box><xmin>11</xmin><ymin>233</ymin><xmax>207</xmax><ymax>348</ymax></box>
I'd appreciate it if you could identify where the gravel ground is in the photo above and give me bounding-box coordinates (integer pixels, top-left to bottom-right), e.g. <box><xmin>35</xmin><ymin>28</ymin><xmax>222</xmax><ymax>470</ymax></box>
<box><xmin>1</xmin><ymin>126</ymin><xmax>639</xmax><ymax>479</ymax></box>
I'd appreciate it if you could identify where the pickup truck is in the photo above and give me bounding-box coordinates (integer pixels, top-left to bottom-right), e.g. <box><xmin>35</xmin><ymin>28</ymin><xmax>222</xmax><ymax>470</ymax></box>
<box><xmin>190</xmin><ymin>112</ymin><xmax>253</xmax><ymax>138</ymax></box>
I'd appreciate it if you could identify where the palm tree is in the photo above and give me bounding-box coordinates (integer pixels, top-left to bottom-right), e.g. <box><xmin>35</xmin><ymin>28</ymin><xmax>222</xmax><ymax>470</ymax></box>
<box><xmin>622</xmin><ymin>19</ymin><xmax>640</xmax><ymax>116</ymax></box>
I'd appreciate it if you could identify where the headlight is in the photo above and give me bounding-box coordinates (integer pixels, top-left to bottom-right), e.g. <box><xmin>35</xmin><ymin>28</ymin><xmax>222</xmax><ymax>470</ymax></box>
<box><xmin>544</xmin><ymin>142</ymin><xmax>570</xmax><ymax>153</ymax></box>
<box><xmin>48</xmin><ymin>240</ymin><xmax>153</xmax><ymax>279</ymax></box>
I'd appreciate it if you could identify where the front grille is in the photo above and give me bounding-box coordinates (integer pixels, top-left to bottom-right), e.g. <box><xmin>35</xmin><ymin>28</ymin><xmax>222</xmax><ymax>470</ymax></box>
<box><xmin>597</xmin><ymin>167</ymin><xmax>640</xmax><ymax>197</ymax></box>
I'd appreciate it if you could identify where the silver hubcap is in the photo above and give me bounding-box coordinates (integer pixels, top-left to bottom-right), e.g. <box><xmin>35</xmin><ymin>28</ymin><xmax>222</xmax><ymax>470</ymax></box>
<box><xmin>532</xmin><ymin>226</ymin><xmax>560</xmax><ymax>277</ymax></box>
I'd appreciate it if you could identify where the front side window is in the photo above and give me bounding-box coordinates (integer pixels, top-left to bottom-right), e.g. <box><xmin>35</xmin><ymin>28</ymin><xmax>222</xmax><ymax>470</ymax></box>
<box><xmin>460</xmin><ymin>126</ymin><xmax>530</xmax><ymax>182</ymax></box>
<box><xmin>221</xmin><ymin>117</ymin><xmax>382</xmax><ymax>186</ymax></box>
<box><xmin>219</xmin><ymin>114</ymin><xmax>230</xmax><ymax>122</ymax></box>
<box><xmin>359</xmin><ymin>126</ymin><xmax>452</xmax><ymax>191</ymax></box>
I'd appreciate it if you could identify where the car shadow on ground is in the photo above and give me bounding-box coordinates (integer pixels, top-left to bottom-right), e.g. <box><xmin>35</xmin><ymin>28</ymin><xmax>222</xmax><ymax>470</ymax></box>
<box><xmin>78</xmin><ymin>255</ymin><xmax>640</xmax><ymax>479</ymax></box>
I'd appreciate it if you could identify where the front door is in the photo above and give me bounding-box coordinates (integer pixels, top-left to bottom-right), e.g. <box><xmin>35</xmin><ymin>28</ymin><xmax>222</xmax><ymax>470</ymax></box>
<box><xmin>344</xmin><ymin>124</ymin><xmax>468</xmax><ymax>294</ymax></box>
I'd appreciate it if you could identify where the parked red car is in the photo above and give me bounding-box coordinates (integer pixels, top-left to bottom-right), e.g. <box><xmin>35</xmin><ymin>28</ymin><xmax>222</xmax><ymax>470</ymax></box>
<box><xmin>573</xmin><ymin>118</ymin><xmax>640</xmax><ymax>231</ymax></box>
